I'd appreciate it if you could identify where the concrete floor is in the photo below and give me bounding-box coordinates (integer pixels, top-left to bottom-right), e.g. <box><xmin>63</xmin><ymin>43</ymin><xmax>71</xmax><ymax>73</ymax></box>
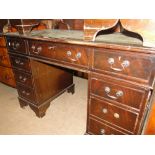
<box><xmin>0</xmin><ymin>76</ymin><xmax>88</xmax><ymax>135</ymax></box>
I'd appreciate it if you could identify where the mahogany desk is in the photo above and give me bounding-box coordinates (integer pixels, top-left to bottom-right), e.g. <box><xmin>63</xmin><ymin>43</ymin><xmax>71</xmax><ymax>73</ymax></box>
<box><xmin>5</xmin><ymin>29</ymin><xmax>155</xmax><ymax>135</ymax></box>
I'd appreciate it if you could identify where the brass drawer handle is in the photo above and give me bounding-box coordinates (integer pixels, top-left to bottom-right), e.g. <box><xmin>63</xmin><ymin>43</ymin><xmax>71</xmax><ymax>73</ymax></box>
<box><xmin>100</xmin><ymin>129</ymin><xmax>105</xmax><ymax>135</ymax></box>
<box><xmin>15</xmin><ymin>59</ymin><xmax>24</xmax><ymax>65</ymax></box>
<box><xmin>12</xmin><ymin>42</ymin><xmax>20</xmax><ymax>50</ymax></box>
<box><xmin>31</xmin><ymin>45</ymin><xmax>42</xmax><ymax>54</ymax></box>
<box><xmin>108</xmin><ymin>58</ymin><xmax>130</xmax><ymax>72</ymax></box>
<box><xmin>22</xmin><ymin>90</ymin><xmax>30</xmax><ymax>96</ymax></box>
<box><xmin>19</xmin><ymin>75</ymin><xmax>27</xmax><ymax>82</ymax></box>
<box><xmin>114</xmin><ymin>113</ymin><xmax>120</xmax><ymax>119</ymax></box>
<box><xmin>48</xmin><ymin>46</ymin><xmax>56</xmax><ymax>50</ymax></box>
<box><xmin>66</xmin><ymin>51</ymin><xmax>81</xmax><ymax>62</ymax></box>
<box><xmin>104</xmin><ymin>86</ymin><xmax>123</xmax><ymax>100</ymax></box>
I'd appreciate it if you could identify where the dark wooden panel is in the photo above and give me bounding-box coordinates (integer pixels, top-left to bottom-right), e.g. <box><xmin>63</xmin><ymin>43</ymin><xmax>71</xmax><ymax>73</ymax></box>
<box><xmin>93</xmin><ymin>48</ymin><xmax>155</xmax><ymax>87</ymax></box>
<box><xmin>30</xmin><ymin>59</ymin><xmax>73</xmax><ymax>104</ymax></box>
<box><xmin>87</xmin><ymin>117</ymin><xmax>127</xmax><ymax>135</ymax></box>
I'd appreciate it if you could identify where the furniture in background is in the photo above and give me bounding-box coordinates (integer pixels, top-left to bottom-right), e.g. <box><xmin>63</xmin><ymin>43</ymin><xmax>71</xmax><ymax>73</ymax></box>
<box><xmin>0</xmin><ymin>20</ymin><xmax>16</xmax><ymax>87</ymax></box>
<box><xmin>4</xmin><ymin>19</ymin><xmax>155</xmax><ymax>135</ymax></box>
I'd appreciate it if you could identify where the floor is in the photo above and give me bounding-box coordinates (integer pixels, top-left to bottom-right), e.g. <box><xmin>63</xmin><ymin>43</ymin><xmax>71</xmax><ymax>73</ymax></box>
<box><xmin>0</xmin><ymin>76</ymin><xmax>88</xmax><ymax>135</ymax></box>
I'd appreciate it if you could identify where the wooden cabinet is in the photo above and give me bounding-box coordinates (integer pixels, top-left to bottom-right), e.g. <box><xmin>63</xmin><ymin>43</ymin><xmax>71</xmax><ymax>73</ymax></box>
<box><xmin>0</xmin><ymin>35</ymin><xmax>16</xmax><ymax>87</ymax></box>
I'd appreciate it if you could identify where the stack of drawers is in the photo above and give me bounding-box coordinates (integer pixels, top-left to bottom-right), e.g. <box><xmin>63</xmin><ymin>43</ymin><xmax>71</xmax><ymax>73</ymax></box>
<box><xmin>87</xmin><ymin>48</ymin><xmax>155</xmax><ymax>135</ymax></box>
<box><xmin>0</xmin><ymin>36</ymin><xmax>16</xmax><ymax>87</ymax></box>
<box><xmin>6</xmin><ymin>36</ymin><xmax>74</xmax><ymax>117</ymax></box>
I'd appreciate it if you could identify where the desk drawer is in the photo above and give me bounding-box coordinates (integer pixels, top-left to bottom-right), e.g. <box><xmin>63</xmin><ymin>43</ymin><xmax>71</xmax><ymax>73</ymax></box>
<box><xmin>89</xmin><ymin>97</ymin><xmax>139</xmax><ymax>133</ymax></box>
<box><xmin>28</xmin><ymin>40</ymin><xmax>89</xmax><ymax>68</ymax></box>
<box><xmin>17</xmin><ymin>84</ymin><xmax>36</xmax><ymax>103</ymax></box>
<box><xmin>10</xmin><ymin>54</ymin><xmax>31</xmax><ymax>72</ymax></box>
<box><xmin>14</xmin><ymin>69</ymin><xmax>33</xmax><ymax>88</ymax></box>
<box><xmin>88</xmin><ymin>117</ymin><xmax>127</xmax><ymax>135</ymax></box>
<box><xmin>0</xmin><ymin>47</ymin><xmax>11</xmax><ymax>67</ymax></box>
<box><xmin>93</xmin><ymin>48</ymin><xmax>155</xmax><ymax>86</ymax></box>
<box><xmin>0</xmin><ymin>37</ymin><xmax>6</xmax><ymax>46</ymax></box>
<box><xmin>28</xmin><ymin>40</ymin><xmax>55</xmax><ymax>59</ymax></box>
<box><xmin>54</xmin><ymin>44</ymin><xmax>89</xmax><ymax>67</ymax></box>
<box><xmin>91</xmin><ymin>75</ymin><xmax>150</xmax><ymax>110</ymax></box>
<box><xmin>6</xmin><ymin>37</ymin><xmax>27</xmax><ymax>54</ymax></box>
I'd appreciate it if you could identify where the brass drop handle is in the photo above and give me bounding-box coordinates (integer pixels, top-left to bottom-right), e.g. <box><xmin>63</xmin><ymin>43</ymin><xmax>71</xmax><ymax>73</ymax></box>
<box><xmin>12</xmin><ymin>42</ymin><xmax>20</xmax><ymax>50</ymax></box>
<box><xmin>66</xmin><ymin>51</ymin><xmax>81</xmax><ymax>62</ymax></box>
<box><xmin>108</xmin><ymin>58</ymin><xmax>130</xmax><ymax>72</ymax></box>
<box><xmin>104</xmin><ymin>86</ymin><xmax>123</xmax><ymax>100</ymax></box>
<box><xmin>19</xmin><ymin>75</ymin><xmax>27</xmax><ymax>82</ymax></box>
<box><xmin>114</xmin><ymin>113</ymin><xmax>120</xmax><ymax>119</ymax></box>
<box><xmin>31</xmin><ymin>45</ymin><xmax>42</xmax><ymax>54</ymax></box>
<box><xmin>15</xmin><ymin>59</ymin><xmax>24</xmax><ymax>65</ymax></box>
<box><xmin>48</xmin><ymin>46</ymin><xmax>56</xmax><ymax>50</ymax></box>
<box><xmin>100</xmin><ymin>129</ymin><xmax>105</xmax><ymax>135</ymax></box>
<box><xmin>22</xmin><ymin>90</ymin><xmax>30</xmax><ymax>96</ymax></box>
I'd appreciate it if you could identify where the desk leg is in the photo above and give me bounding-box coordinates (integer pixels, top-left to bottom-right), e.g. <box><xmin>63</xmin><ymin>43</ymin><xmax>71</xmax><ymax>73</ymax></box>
<box><xmin>29</xmin><ymin>102</ymin><xmax>50</xmax><ymax>118</ymax></box>
<box><xmin>67</xmin><ymin>84</ymin><xmax>75</xmax><ymax>94</ymax></box>
<box><xmin>18</xmin><ymin>97</ymin><xmax>28</xmax><ymax>108</ymax></box>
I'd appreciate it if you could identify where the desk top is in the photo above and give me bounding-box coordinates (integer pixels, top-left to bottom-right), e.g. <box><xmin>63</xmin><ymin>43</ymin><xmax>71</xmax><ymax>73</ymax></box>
<box><xmin>5</xmin><ymin>29</ymin><xmax>155</xmax><ymax>54</ymax></box>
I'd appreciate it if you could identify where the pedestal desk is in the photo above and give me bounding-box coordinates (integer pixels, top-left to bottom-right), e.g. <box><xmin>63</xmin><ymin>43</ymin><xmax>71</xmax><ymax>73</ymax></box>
<box><xmin>4</xmin><ymin>27</ymin><xmax>155</xmax><ymax>135</ymax></box>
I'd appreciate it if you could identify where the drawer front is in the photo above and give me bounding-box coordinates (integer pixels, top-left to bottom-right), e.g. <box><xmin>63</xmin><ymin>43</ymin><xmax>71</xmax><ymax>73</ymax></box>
<box><xmin>10</xmin><ymin>54</ymin><xmax>31</xmax><ymax>72</ymax></box>
<box><xmin>89</xmin><ymin>97</ymin><xmax>139</xmax><ymax>133</ymax></box>
<box><xmin>0</xmin><ymin>47</ymin><xmax>11</xmax><ymax>67</ymax></box>
<box><xmin>17</xmin><ymin>84</ymin><xmax>36</xmax><ymax>103</ymax></box>
<box><xmin>0</xmin><ymin>37</ymin><xmax>6</xmax><ymax>46</ymax></box>
<box><xmin>55</xmin><ymin>44</ymin><xmax>89</xmax><ymax>67</ymax></box>
<box><xmin>6</xmin><ymin>37</ymin><xmax>27</xmax><ymax>54</ymax></box>
<box><xmin>0</xmin><ymin>66</ymin><xmax>16</xmax><ymax>87</ymax></box>
<box><xmin>28</xmin><ymin>40</ymin><xmax>55</xmax><ymax>59</ymax></box>
<box><xmin>14</xmin><ymin>69</ymin><xmax>33</xmax><ymax>88</ymax></box>
<box><xmin>28</xmin><ymin>40</ymin><xmax>89</xmax><ymax>68</ymax></box>
<box><xmin>93</xmin><ymin>49</ymin><xmax>155</xmax><ymax>86</ymax></box>
<box><xmin>91</xmin><ymin>76</ymin><xmax>149</xmax><ymax>110</ymax></box>
<box><xmin>88</xmin><ymin>118</ymin><xmax>127</xmax><ymax>135</ymax></box>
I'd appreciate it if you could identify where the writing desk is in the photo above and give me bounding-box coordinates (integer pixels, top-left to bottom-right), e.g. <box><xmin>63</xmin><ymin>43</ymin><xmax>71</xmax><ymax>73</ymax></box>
<box><xmin>5</xmin><ymin>29</ymin><xmax>155</xmax><ymax>135</ymax></box>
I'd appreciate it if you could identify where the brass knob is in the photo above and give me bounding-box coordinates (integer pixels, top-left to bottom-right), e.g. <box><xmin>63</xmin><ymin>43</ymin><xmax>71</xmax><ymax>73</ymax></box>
<box><xmin>67</xmin><ymin>51</ymin><xmax>72</xmax><ymax>56</ymax></box>
<box><xmin>114</xmin><ymin>113</ymin><xmax>120</xmax><ymax>119</ymax></box>
<box><xmin>108</xmin><ymin>58</ymin><xmax>114</xmax><ymax>65</ymax></box>
<box><xmin>76</xmin><ymin>52</ymin><xmax>81</xmax><ymax>59</ymax></box>
<box><xmin>116</xmin><ymin>90</ymin><xmax>123</xmax><ymax>97</ymax></box>
<box><xmin>102</xmin><ymin>108</ymin><xmax>108</xmax><ymax>114</ymax></box>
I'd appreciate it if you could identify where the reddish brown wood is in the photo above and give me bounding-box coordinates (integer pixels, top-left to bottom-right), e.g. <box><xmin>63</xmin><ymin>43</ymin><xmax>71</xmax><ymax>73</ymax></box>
<box><xmin>0</xmin><ymin>35</ymin><xmax>16</xmax><ymax>87</ymax></box>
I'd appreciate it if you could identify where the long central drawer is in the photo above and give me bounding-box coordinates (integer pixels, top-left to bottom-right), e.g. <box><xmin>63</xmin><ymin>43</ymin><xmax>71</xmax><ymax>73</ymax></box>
<box><xmin>28</xmin><ymin>40</ymin><xmax>90</xmax><ymax>68</ymax></box>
